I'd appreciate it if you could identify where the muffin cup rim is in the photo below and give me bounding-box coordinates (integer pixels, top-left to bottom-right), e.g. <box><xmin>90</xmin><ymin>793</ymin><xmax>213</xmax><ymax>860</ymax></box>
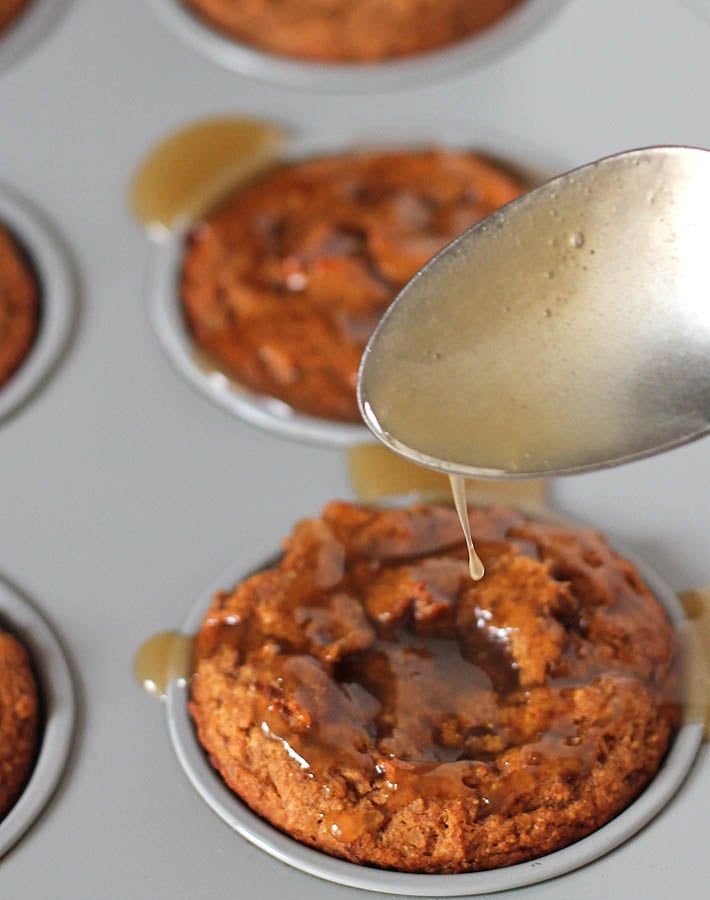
<box><xmin>0</xmin><ymin>182</ymin><xmax>75</xmax><ymax>425</ymax></box>
<box><xmin>0</xmin><ymin>576</ymin><xmax>76</xmax><ymax>859</ymax></box>
<box><xmin>164</xmin><ymin>511</ymin><xmax>703</xmax><ymax>895</ymax></box>
<box><xmin>146</xmin><ymin>0</ymin><xmax>568</xmax><ymax>92</ymax></box>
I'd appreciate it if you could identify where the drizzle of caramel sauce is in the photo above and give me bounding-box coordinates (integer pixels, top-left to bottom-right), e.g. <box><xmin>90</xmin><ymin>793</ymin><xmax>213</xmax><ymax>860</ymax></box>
<box><xmin>129</xmin><ymin>117</ymin><xmax>286</xmax><ymax>236</ymax></box>
<box><xmin>134</xmin><ymin>630</ymin><xmax>193</xmax><ymax>699</ymax></box>
<box><xmin>450</xmin><ymin>473</ymin><xmax>485</xmax><ymax>580</ymax></box>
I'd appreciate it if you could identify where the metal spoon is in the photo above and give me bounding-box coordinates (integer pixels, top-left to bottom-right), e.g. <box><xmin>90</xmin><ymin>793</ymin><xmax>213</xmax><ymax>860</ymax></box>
<box><xmin>358</xmin><ymin>146</ymin><xmax>710</xmax><ymax>479</ymax></box>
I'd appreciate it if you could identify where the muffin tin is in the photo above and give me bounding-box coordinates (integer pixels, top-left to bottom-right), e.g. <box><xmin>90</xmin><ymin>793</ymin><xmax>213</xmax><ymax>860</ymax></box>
<box><xmin>164</xmin><ymin>531</ymin><xmax>703</xmax><ymax>895</ymax></box>
<box><xmin>147</xmin><ymin>0</ymin><xmax>566</xmax><ymax>91</ymax></box>
<box><xmin>1</xmin><ymin>1</ymin><xmax>709</xmax><ymax>898</ymax></box>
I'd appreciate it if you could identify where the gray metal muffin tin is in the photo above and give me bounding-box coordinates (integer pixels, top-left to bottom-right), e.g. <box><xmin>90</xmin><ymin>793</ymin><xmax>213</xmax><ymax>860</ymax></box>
<box><xmin>0</xmin><ymin>0</ymin><xmax>708</xmax><ymax>898</ymax></box>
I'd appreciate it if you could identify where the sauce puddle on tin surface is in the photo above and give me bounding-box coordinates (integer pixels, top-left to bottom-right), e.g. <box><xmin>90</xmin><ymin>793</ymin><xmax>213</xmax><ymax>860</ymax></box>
<box><xmin>130</xmin><ymin>117</ymin><xmax>286</xmax><ymax>235</ymax></box>
<box><xmin>678</xmin><ymin>588</ymin><xmax>710</xmax><ymax>739</ymax></box>
<box><xmin>134</xmin><ymin>630</ymin><xmax>193</xmax><ymax>699</ymax></box>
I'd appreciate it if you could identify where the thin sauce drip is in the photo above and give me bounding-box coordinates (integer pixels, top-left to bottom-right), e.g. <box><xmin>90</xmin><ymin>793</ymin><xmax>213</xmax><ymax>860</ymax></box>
<box><xmin>449</xmin><ymin>474</ymin><xmax>485</xmax><ymax>580</ymax></box>
<box><xmin>134</xmin><ymin>630</ymin><xmax>193</xmax><ymax>699</ymax></box>
<box><xmin>129</xmin><ymin>117</ymin><xmax>286</xmax><ymax>235</ymax></box>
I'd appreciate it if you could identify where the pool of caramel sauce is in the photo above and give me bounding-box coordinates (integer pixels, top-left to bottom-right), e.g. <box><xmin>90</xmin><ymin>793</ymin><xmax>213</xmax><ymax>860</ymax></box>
<box><xmin>134</xmin><ymin>630</ymin><xmax>193</xmax><ymax>699</ymax></box>
<box><xmin>678</xmin><ymin>588</ymin><xmax>710</xmax><ymax>739</ymax></box>
<box><xmin>130</xmin><ymin>117</ymin><xmax>286</xmax><ymax>235</ymax></box>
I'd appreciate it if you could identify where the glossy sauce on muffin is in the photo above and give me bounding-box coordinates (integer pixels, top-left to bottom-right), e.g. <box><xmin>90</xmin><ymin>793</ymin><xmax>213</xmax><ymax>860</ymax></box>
<box><xmin>190</xmin><ymin>502</ymin><xmax>679</xmax><ymax>873</ymax></box>
<box><xmin>181</xmin><ymin>0</ymin><xmax>524</xmax><ymax>63</ymax></box>
<box><xmin>0</xmin><ymin>225</ymin><xmax>39</xmax><ymax>390</ymax></box>
<box><xmin>180</xmin><ymin>150</ymin><xmax>526</xmax><ymax>421</ymax></box>
<box><xmin>0</xmin><ymin>627</ymin><xmax>39</xmax><ymax>820</ymax></box>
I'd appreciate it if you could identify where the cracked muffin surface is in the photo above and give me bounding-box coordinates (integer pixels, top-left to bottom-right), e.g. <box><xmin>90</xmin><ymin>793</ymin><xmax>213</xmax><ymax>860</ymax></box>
<box><xmin>181</xmin><ymin>0</ymin><xmax>524</xmax><ymax>63</ymax></box>
<box><xmin>180</xmin><ymin>149</ymin><xmax>526</xmax><ymax>421</ymax></box>
<box><xmin>189</xmin><ymin>502</ymin><xmax>679</xmax><ymax>873</ymax></box>
<box><xmin>0</xmin><ymin>627</ymin><xmax>39</xmax><ymax>820</ymax></box>
<box><xmin>0</xmin><ymin>224</ymin><xmax>39</xmax><ymax>390</ymax></box>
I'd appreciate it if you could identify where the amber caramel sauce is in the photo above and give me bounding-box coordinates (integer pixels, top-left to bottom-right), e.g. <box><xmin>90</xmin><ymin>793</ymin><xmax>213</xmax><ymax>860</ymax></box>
<box><xmin>130</xmin><ymin>117</ymin><xmax>286</xmax><ymax>235</ymax></box>
<box><xmin>678</xmin><ymin>588</ymin><xmax>710</xmax><ymax>739</ymax></box>
<box><xmin>134</xmin><ymin>630</ymin><xmax>193</xmax><ymax>699</ymax></box>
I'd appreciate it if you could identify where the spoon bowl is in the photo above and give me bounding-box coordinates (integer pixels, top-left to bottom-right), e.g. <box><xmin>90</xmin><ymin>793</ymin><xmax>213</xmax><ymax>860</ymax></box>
<box><xmin>358</xmin><ymin>146</ymin><xmax>710</xmax><ymax>478</ymax></box>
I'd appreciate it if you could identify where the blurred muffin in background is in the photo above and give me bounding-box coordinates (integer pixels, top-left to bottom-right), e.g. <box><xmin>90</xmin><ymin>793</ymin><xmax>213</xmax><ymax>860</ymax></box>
<box><xmin>180</xmin><ymin>148</ymin><xmax>527</xmax><ymax>422</ymax></box>
<box><xmin>180</xmin><ymin>0</ymin><xmax>525</xmax><ymax>63</ymax></box>
<box><xmin>0</xmin><ymin>627</ymin><xmax>39</xmax><ymax>821</ymax></box>
<box><xmin>0</xmin><ymin>225</ymin><xmax>39</xmax><ymax>390</ymax></box>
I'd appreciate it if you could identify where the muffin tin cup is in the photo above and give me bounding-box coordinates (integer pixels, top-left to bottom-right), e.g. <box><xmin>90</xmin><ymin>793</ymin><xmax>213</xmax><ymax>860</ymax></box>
<box><xmin>164</xmin><ymin>528</ymin><xmax>703</xmax><ymax>896</ymax></box>
<box><xmin>0</xmin><ymin>577</ymin><xmax>75</xmax><ymax>859</ymax></box>
<box><xmin>0</xmin><ymin>184</ymin><xmax>75</xmax><ymax>424</ymax></box>
<box><xmin>0</xmin><ymin>0</ymin><xmax>73</xmax><ymax>74</ymax></box>
<box><xmin>148</xmin><ymin>121</ymin><xmax>566</xmax><ymax>449</ymax></box>
<box><xmin>147</xmin><ymin>0</ymin><xmax>566</xmax><ymax>92</ymax></box>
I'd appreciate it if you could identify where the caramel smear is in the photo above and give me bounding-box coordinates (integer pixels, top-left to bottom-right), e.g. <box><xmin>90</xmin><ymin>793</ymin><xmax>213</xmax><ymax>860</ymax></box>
<box><xmin>678</xmin><ymin>588</ymin><xmax>710</xmax><ymax>740</ymax></box>
<box><xmin>130</xmin><ymin>117</ymin><xmax>287</xmax><ymax>236</ymax></box>
<box><xmin>348</xmin><ymin>443</ymin><xmax>549</xmax><ymax>510</ymax></box>
<box><xmin>134</xmin><ymin>630</ymin><xmax>194</xmax><ymax>699</ymax></box>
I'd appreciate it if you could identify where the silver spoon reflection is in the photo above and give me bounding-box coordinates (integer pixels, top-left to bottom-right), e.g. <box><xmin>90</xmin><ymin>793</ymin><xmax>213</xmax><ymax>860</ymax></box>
<box><xmin>358</xmin><ymin>146</ymin><xmax>710</xmax><ymax>480</ymax></box>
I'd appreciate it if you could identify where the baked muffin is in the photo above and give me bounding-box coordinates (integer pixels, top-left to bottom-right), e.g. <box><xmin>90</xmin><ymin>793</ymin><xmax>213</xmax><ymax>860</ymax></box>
<box><xmin>0</xmin><ymin>0</ymin><xmax>31</xmax><ymax>37</ymax></box>
<box><xmin>190</xmin><ymin>502</ymin><xmax>679</xmax><ymax>873</ymax></box>
<box><xmin>180</xmin><ymin>0</ymin><xmax>524</xmax><ymax>63</ymax></box>
<box><xmin>0</xmin><ymin>627</ymin><xmax>39</xmax><ymax>820</ymax></box>
<box><xmin>0</xmin><ymin>224</ymin><xmax>39</xmax><ymax>390</ymax></box>
<box><xmin>181</xmin><ymin>149</ymin><xmax>527</xmax><ymax>421</ymax></box>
